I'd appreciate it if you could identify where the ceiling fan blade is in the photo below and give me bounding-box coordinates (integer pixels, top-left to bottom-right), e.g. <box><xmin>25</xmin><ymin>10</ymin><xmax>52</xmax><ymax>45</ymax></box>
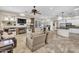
<box><xmin>37</xmin><ymin>13</ymin><xmax>41</xmax><ymax>14</ymax></box>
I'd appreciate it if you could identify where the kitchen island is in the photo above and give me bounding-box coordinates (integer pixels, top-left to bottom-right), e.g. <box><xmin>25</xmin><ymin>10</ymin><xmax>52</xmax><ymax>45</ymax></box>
<box><xmin>57</xmin><ymin>28</ymin><xmax>79</xmax><ymax>38</ymax></box>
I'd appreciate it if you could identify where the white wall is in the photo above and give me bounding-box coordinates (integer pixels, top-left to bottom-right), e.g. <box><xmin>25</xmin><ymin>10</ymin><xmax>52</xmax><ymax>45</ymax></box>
<box><xmin>0</xmin><ymin>11</ymin><xmax>27</xmax><ymax>28</ymax></box>
<box><xmin>50</xmin><ymin>21</ymin><xmax>53</xmax><ymax>31</ymax></box>
<box><xmin>67</xmin><ymin>20</ymin><xmax>79</xmax><ymax>26</ymax></box>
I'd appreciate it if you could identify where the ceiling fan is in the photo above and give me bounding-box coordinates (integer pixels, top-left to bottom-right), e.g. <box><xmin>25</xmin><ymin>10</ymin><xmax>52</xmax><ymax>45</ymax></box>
<box><xmin>19</xmin><ymin>6</ymin><xmax>41</xmax><ymax>17</ymax></box>
<box><xmin>31</xmin><ymin>6</ymin><xmax>41</xmax><ymax>15</ymax></box>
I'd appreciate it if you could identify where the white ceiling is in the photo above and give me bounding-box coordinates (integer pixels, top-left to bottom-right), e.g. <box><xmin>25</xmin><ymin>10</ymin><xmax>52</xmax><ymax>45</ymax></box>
<box><xmin>0</xmin><ymin>6</ymin><xmax>79</xmax><ymax>17</ymax></box>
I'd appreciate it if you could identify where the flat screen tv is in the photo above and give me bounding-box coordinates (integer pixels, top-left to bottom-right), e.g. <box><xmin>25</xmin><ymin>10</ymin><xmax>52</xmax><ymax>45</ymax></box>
<box><xmin>17</xmin><ymin>18</ymin><xmax>26</xmax><ymax>25</ymax></box>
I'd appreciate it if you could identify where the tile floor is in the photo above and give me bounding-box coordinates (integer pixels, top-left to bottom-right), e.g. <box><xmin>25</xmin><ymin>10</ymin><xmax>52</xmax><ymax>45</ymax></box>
<box><xmin>13</xmin><ymin>33</ymin><xmax>79</xmax><ymax>53</ymax></box>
